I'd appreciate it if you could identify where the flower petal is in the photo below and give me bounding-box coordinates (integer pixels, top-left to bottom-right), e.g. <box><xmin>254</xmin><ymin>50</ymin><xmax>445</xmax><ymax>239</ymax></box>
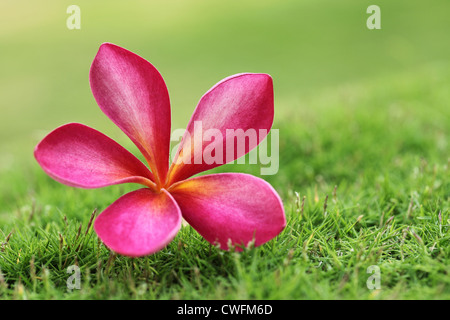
<box><xmin>94</xmin><ymin>188</ymin><xmax>181</xmax><ymax>257</ymax></box>
<box><xmin>169</xmin><ymin>173</ymin><xmax>285</xmax><ymax>250</ymax></box>
<box><xmin>90</xmin><ymin>43</ymin><xmax>171</xmax><ymax>186</ymax></box>
<box><xmin>167</xmin><ymin>73</ymin><xmax>274</xmax><ymax>185</ymax></box>
<box><xmin>34</xmin><ymin>123</ymin><xmax>155</xmax><ymax>189</ymax></box>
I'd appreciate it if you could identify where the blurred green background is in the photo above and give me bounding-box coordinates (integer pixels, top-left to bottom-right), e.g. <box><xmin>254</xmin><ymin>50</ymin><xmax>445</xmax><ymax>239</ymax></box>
<box><xmin>0</xmin><ymin>0</ymin><xmax>449</xmax><ymax>186</ymax></box>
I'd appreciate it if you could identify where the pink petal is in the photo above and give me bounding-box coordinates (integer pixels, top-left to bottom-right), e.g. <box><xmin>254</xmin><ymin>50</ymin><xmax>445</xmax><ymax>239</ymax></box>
<box><xmin>94</xmin><ymin>188</ymin><xmax>181</xmax><ymax>257</ymax></box>
<box><xmin>167</xmin><ymin>73</ymin><xmax>274</xmax><ymax>185</ymax></box>
<box><xmin>90</xmin><ymin>43</ymin><xmax>171</xmax><ymax>186</ymax></box>
<box><xmin>34</xmin><ymin>123</ymin><xmax>155</xmax><ymax>189</ymax></box>
<box><xmin>169</xmin><ymin>173</ymin><xmax>285</xmax><ymax>250</ymax></box>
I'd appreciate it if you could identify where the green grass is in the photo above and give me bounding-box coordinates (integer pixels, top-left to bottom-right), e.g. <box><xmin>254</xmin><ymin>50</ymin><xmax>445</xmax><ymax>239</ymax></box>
<box><xmin>0</xmin><ymin>0</ymin><xmax>449</xmax><ymax>300</ymax></box>
<box><xmin>0</xmin><ymin>62</ymin><xmax>448</xmax><ymax>299</ymax></box>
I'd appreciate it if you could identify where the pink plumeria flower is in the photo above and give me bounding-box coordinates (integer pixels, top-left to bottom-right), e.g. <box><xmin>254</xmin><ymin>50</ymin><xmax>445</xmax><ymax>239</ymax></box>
<box><xmin>34</xmin><ymin>43</ymin><xmax>286</xmax><ymax>257</ymax></box>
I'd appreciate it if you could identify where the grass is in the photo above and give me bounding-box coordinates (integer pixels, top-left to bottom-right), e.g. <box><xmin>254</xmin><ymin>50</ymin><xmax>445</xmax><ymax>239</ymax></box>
<box><xmin>0</xmin><ymin>61</ymin><xmax>448</xmax><ymax>299</ymax></box>
<box><xmin>0</xmin><ymin>0</ymin><xmax>449</xmax><ymax>300</ymax></box>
